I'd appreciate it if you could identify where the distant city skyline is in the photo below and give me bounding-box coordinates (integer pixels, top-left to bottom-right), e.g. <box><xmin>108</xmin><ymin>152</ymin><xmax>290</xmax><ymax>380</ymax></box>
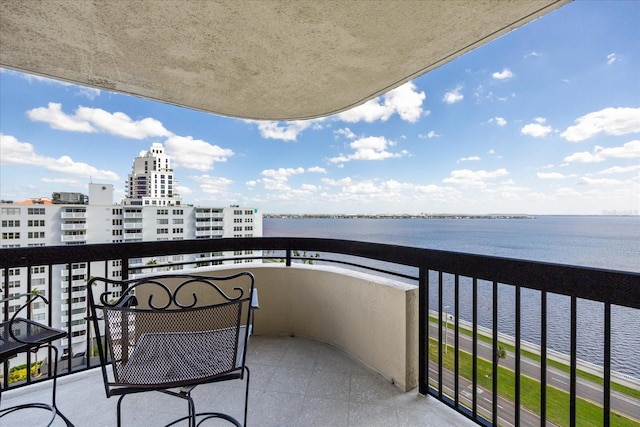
<box><xmin>1</xmin><ymin>1</ymin><xmax>639</xmax><ymax>215</ymax></box>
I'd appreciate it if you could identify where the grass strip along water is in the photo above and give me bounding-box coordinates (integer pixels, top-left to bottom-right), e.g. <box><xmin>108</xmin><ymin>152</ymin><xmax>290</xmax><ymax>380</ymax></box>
<box><xmin>428</xmin><ymin>338</ymin><xmax>639</xmax><ymax>427</ymax></box>
<box><xmin>429</xmin><ymin>315</ymin><xmax>640</xmax><ymax>401</ymax></box>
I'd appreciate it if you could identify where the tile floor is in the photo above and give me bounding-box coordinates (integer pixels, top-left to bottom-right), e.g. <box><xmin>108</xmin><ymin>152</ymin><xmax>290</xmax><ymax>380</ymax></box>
<box><xmin>1</xmin><ymin>335</ymin><xmax>476</xmax><ymax>426</ymax></box>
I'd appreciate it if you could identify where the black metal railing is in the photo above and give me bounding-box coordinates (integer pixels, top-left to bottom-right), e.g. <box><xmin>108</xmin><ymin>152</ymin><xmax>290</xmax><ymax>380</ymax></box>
<box><xmin>1</xmin><ymin>238</ymin><xmax>639</xmax><ymax>426</ymax></box>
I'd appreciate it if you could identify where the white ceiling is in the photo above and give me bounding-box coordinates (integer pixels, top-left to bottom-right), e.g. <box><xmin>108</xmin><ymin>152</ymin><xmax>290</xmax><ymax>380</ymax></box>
<box><xmin>0</xmin><ymin>0</ymin><xmax>570</xmax><ymax>120</ymax></box>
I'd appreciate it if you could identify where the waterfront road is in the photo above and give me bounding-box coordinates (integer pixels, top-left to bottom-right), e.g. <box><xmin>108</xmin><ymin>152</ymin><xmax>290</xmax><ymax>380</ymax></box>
<box><xmin>428</xmin><ymin>323</ymin><xmax>640</xmax><ymax>422</ymax></box>
<box><xmin>428</xmin><ymin>362</ymin><xmax>551</xmax><ymax>426</ymax></box>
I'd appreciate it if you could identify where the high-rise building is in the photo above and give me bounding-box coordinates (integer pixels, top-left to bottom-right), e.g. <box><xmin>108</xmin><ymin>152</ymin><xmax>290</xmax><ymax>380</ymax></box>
<box><xmin>1</xmin><ymin>144</ymin><xmax>262</xmax><ymax>362</ymax></box>
<box><xmin>124</xmin><ymin>142</ymin><xmax>181</xmax><ymax>206</ymax></box>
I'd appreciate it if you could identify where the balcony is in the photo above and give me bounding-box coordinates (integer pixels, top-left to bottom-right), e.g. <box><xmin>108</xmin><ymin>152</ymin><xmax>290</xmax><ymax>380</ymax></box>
<box><xmin>1</xmin><ymin>238</ymin><xmax>639</xmax><ymax>426</ymax></box>
<box><xmin>60</xmin><ymin>235</ymin><xmax>86</xmax><ymax>243</ymax></box>
<box><xmin>1</xmin><ymin>335</ymin><xmax>475</xmax><ymax>427</ymax></box>
<box><xmin>60</xmin><ymin>223</ymin><xmax>86</xmax><ymax>231</ymax></box>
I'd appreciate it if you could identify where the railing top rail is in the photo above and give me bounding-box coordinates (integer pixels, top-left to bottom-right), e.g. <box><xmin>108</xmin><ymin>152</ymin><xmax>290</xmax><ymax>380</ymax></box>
<box><xmin>1</xmin><ymin>237</ymin><xmax>638</xmax><ymax>308</ymax></box>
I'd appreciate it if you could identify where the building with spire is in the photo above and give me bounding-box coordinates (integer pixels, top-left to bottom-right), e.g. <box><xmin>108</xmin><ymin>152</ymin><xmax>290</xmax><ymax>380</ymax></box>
<box><xmin>1</xmin><ymin>143</ymin><xmax>262</xmax><ymax>361</ymax></box>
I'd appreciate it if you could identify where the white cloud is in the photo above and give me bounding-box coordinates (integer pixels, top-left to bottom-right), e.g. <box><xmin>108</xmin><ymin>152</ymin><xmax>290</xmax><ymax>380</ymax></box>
<box><xmin>428</xmin><ymin>130</ymin><xmax>440</xmax><ymax>138</ymax></box>
<box><xmin>419</xmin><ymin>131</ymin><xmax>441</xmax><ymax>139</ymax></box>
<box><xmin>0</xmin><ymin>133</ymin><xmax>119</xmax><ymax>181</ymax></box>
<box><xmin>307</xmin><ymin>166</ymin><xmax>326</xmax><ymax>174</ymax></box>
<box><xmin>248</xmin><ymin>119</ymin><xmax>323</xmax><ymax>141</ymax></box>
<box><xmin>537</xmin><ymin>172</ymin><xmax>570</xmax><ymax>179</ymax></box>
<box><xmin>164</xmin><ymin>136</ymin><xmax>234</xmax><ymax>171</ymax></box>
<box><xmin>177</xmin><ymin>185</ymin><xmax>192</xmax><ymax>195</ymax></box>
<box><xmin>521</xmin><ymin>117</ymin><xmax>553</xmax><ymax>137</ymax></box>
<box><xmin>594</xmin><ymin>165</ymin><xmax>640</xmax><ymax>175</ymax></box>
<box><xmin>328</xmin><ymin>136</ymin><xmax>407</xmax><ymax>163</ymax></box>
<box><xmin>259</xmin><ymin>167</ymin><xmax>305</xmax><ymax>190</ymax></box>
<box><xmin>443</xmin><ymin>168</ymin><xmax>509</xmax><ymax>188</ymax></box>
<box><xmin>337</xmin><ymin>81</ymin><xmax>426</xmax><ymax>123</ymax></box>
<box><xmin>489</xmin><ymin>117</ymin><xmax>507</xmax><ymax>126</ymax></box>
<box><xmin>27</xmin><ymin>103</ymin><xmax>95</xmax><ymax>133</ymax></box>
<box><xmin>492</xmin><ymin>68</ymin><xmax>514</xmax><ymax>80</ymax></box>
<box><xmin>564</xmin><ymin>140</ymin><xmax>640</xmax><ymax>163</ymax></box>
<box><xmin>578</xmin><ymin>176</ymin><xmax>626</xmax><ymax>186</ymax></box>
<box><xmin>607</xmin><ymin>53</ymin><xmax>617</xmax><ymax>65</ymax></box>
<box><xmin>458</xmin><ymin>156</ymin><xmax>481</xmax><ymax>162</ymax></box>
<box><xmin>443</xmin><ymin>85</ymin><xmax>464</xmax><ymax>104</ymax></box>
<box><xmin>560</xmin><ymin>107</ymin><xmax>640</xmax><ymax>142</ymax></box>
<box><xmin>26</xmin><ymin>103</ymin><xmax>171</xmax><ymax>139</ymax></box>
<box><xmin>191</xmin><ymin>175</ymin><xmax>233</xmax><ymax>195</ymax></box>
<box><xmin>524</xmin><ymin>51</ymin><xmax>540</xmax><ymax>58</ymax></box>
<box><xmin>334</xmin><ymin>128</ymin><xmax>356</xmax><ymax>139</ymax></box>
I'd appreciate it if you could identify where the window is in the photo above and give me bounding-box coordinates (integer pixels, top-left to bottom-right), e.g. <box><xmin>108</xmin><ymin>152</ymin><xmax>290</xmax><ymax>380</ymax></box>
<box><xmin>244</xmin><ymin>210</ymin><xmax>253</xmax><ymax>215</ymax></box>
<box><xmin>2</xmin><ymin>207</ymin><xmax>21</xmax><ymax>215</ymax></box>
<box><xmin>172</xmin><ymin>218</ymin><xmax>183</xmax><ymax>224</ymax></box>
<box><xmin>158</xmin><ymin>209</ymin><xmax>168</xmax><ymax>215</ymax></box>
<box><xmin>234</xmin><ymin>218</ymin><xmax>242</xmax><ymax>223</ymax></box>
<box><xmin>112</xmin><ymin>219</ymin><xmax>122</xmax><ymax>225</ymax></box>
<box><xmin>234</xmin><ymin>226</ymin><xmax>242</xmax><ymax>231</ymax></box>
<box><xmin>172</xmin><ymin>228</ymin><xmax>183</xmax><ymax>234</ymax></box>
<box><xmin>172</xmin><ymin>209</ymin><xmax>183</xmax><ymax>215</ymax></box>
<box><xmin>28</xmin><ymin>220</ymin><xmax>45</xmax><ymax>226</ymax></box>
<box><xmin>157</xmin><ymin>228</ymin><xmax>169</xmax><ymax>234</ymax></box>
<box><xmin>28</xmin><ymin>208</ymin><xmax>44</xmax><ymax>215</ymax></box>
<box><xmin>245</xmin><ymin>226</ymin><xmax>253</xmax><ymax>231</ymax></box>
<box><xmin>112</xmin><ymin>208</ymin><xmax>122</xmax><ymax>215</ymax></box>
<box><xmin>2</xmin><ymin>232</ymin><xmax>20</xmax><ymax>239</ymax></box>
<box><xmin>32</xmin><ymin>266</ymin><xmax>46</xmax><ymax>274</ymax></box>
<box><xmin>1</xmin><ymin>220</ymin><xmax>20</xmax><ymax>227</ymax></box>
<box><xmin>244</xmin><ymin>218</ymin><xmax>253</xmax><ymax>223</ymax></box>
<box><xmin>233</xmin><ymin>210</ymin><xmax>242</xmax><ymax>215</ymax></box>
<box><xmin>157</xmin><ymin>218</ymin><xmax>169</xmax><ymax>224</ymax></box>
<box><xmin>28</xmin><ymin>231</ymin><xmax>45</xmax><ymax>239</ymax></box>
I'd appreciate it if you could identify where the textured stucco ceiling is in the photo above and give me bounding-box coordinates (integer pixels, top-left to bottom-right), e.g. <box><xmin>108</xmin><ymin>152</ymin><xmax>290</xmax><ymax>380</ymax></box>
<box><xmin>0</xmin><ymin>0</ymin><xmax>570</xmax><ymax>120</ymax></box>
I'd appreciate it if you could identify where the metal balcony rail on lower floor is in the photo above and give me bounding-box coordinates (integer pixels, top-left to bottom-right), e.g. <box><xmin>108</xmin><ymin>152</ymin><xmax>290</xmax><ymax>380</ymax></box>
<box><xmin>1</xmin><ymin>237</ymin><xmax>639</xmax><ymax>427</ymax></box>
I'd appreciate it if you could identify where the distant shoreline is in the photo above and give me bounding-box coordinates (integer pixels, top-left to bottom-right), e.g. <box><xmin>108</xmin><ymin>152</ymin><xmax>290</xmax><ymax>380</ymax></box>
<box><xmin>264</xmin><ymin>213</ymin><xmax>536</xmax><ymax>220</ymax></box>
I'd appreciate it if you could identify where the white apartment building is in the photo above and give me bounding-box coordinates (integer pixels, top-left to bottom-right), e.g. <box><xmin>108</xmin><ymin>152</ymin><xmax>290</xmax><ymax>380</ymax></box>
<box><xmin>1</xmin><ymin>144</ymin><xmax>262</xmax><ymax>363</ymax></box>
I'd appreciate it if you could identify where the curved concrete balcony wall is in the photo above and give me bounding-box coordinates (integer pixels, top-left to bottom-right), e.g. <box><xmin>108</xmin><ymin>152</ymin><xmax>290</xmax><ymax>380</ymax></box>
<box><xmin>196</xmin><ymin>263</ymin><xmax>419</xmax><ymax>391</ymax></box>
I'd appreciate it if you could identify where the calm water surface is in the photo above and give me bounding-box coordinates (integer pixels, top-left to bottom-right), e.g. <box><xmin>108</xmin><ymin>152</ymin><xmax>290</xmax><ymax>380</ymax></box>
<box><xmin>264</xmin><ymin>215</ymin><xmax>640</xmax><ymax>376</ymax></box>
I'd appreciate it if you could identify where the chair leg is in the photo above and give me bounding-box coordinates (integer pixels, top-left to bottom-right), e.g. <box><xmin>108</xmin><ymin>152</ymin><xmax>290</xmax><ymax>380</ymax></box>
<box><xmin>243</xmin><ymin>366</ymin><xmax>250</xmax><ymax>427</ymax></box>
<box><xmin>116</xmin><ymin>395</ymin><xmax>127</xmax><ymax>427</ymax></box>
<box><xmin>48</xmin><ymin>345</ymin><xmax>74</xmax><ymax>426</ymax></box>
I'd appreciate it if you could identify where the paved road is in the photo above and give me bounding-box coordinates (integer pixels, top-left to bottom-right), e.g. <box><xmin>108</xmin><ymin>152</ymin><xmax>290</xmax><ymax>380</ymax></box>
<box><xmin>428</xmin><ymin>363</ymin><xmax>552</xmax><ymax>426</ymax></box>
<box><xmin>428</xmin><ymin>322</ymin><xmax>640</xmax><ymax>423</ymax></box>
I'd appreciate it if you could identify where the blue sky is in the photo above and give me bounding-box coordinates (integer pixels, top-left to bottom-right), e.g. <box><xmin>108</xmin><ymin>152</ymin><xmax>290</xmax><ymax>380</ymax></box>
<box><xmin>1</xmin><ymin>1</ymin><xmax>639</xmax><ymax>215</ymax></box>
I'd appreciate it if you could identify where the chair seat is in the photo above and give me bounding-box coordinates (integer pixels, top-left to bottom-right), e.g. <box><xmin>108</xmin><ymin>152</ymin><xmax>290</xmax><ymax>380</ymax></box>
<box><xmin>117</xmin><ymin>326</ymin><xmax>247</xmax><ymax>387</ymax></box>
<box><xmin>0</xmin><ymin>318</ymin><xmax>67</xmax><ymax>360</ymax></box>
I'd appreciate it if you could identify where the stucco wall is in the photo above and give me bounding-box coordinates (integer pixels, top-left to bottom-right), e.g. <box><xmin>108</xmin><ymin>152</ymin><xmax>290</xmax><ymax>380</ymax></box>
<box><xmin>195</xmin><ymin>263</ymin><xmax>419</xmax><ymax>391</ymax></box>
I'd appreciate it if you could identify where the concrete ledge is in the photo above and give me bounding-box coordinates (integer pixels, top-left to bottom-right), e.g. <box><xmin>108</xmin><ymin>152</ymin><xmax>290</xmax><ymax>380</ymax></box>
<box><xmin>194</xmin><ymin>264</ymin><xmax>418</xmax><ymax>391</ymax></box>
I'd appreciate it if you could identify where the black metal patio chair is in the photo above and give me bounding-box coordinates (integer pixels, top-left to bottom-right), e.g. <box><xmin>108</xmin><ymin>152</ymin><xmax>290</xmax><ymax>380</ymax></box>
<box><xmin>87</xmin><ymin>273</ymin><xmax>257</xmax><ymax>427</ymax></box>
<box><xmin>0</xmin><ymin>292</ymin><xmax>74</xmax><ymax>426</ymax></box>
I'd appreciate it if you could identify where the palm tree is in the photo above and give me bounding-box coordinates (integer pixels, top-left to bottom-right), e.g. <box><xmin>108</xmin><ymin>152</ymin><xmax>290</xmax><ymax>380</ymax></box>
<box><xmin>497</xmin><ymin>345</ymin><xmax>507</xmax><ymax>367</ymax></box>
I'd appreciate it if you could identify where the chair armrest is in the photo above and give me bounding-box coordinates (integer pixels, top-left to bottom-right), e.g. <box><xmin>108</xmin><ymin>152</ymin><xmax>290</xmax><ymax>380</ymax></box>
<box><xmin>251</xmin><ymin>289</ymin><xmax>259</xmax><ymax>309</ymax></box>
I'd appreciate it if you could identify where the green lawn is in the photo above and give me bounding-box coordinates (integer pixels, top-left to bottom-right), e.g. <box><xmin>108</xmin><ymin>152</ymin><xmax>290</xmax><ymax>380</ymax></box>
<box><xmin>428</xmin><ymin>338</ymin><xmax>639</xmax><ymax>427</ymax></box>
<box><xmin>429</xmin><ymin>315</ymin><xmax>640</xmax><ymax>400</ymax></box>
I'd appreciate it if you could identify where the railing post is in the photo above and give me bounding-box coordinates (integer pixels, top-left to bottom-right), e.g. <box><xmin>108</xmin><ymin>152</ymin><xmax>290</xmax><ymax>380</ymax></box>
<box><xmin>418</xmin><ymin>266</ymin><xmax>428</xmax><ymax>395</ymax></box>
<box><xmin>285</xmin><ymin>249</ymin><xmax>292</xmax><ymax>267</ymax></box>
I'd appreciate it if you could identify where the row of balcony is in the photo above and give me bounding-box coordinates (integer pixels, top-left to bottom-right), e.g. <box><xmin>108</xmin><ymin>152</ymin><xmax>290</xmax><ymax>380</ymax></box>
<box><xmin>1</xmin><ymin>237</ymin><xmax>639</xmax><ymax>426</ymax></box>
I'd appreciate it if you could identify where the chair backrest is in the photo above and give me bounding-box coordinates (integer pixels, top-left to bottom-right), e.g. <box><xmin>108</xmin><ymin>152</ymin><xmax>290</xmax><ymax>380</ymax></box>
<box><xmin>87</xmin><ymin>273</ymin><xmax>255</xmax><ymax>395</ymax></box>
